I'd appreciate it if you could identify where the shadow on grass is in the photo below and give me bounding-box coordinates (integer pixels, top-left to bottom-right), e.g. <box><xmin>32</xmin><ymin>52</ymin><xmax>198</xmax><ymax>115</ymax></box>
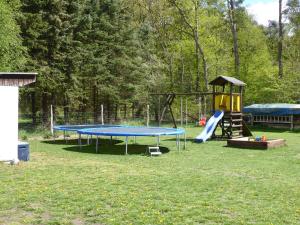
<box><xmin>42</xmin><ymin>138</ymin><xmax>170</xmax><ymax>155</ymax></box>
<box><xmin>248</xmin><ymin>125</ymin><xmax>300</xmax><ymax>133</ymax></box>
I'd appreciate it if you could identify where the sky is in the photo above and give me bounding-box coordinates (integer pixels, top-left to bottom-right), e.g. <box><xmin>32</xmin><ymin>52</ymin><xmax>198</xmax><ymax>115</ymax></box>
<box><xmin>244</xmin><ymin>0</ymin><xmax>288</xmax><ymax>26</ymax></box>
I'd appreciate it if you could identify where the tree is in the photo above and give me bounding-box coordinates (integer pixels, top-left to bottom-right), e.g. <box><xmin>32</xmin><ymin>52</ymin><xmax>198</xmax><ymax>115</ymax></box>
<box><xmin>227</xmin><ymin>0</ymin><xmax>240</xmax><ymax>77</ymax></box>
<box><xmin>278</xmin><ymin>0</ymin><xmax>284</xmax><ymax>78</ymax></box>
<box><xmin>0</xmin><ymin>0</ymin><xmax>25</xmax><ymax>71</ymax></box>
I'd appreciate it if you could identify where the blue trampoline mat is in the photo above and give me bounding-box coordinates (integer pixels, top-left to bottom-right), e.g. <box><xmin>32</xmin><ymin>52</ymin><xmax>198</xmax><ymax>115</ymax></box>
<box><xmin>54</xmin><ymin>124</ymin><xmax>121</xmax><ymax>132</ymax></box>
<box><xmin>78</xmin><ymin>127</ymin><xmax>185</xmax><ymax>137</ymax></box>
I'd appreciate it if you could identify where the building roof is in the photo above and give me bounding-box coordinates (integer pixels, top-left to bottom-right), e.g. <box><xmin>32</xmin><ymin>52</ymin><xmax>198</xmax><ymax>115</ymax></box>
<box><xmin>244</xmin><ymin>104</ymin><xmax>300</xmax><ymax>115</ymax></box>
<box><xmin>0</xmin><ymin>72</ymin><xmax>37</xmax><ymax>87</ymax></box>
<box><xmin>209</xmin><ymin>75</ymin><xmax>246</xmax><ymax>86</ymax></box>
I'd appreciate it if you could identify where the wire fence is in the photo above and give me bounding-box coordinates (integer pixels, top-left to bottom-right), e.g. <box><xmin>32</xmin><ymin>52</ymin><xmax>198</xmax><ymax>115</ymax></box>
<box><xmin>19</xmin><ymin>97</ymin><xmax>212</xmax><ymax>131</ymax></box>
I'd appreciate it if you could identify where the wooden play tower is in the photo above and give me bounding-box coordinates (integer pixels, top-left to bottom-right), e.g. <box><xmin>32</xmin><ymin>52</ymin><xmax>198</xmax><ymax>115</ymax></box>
<box><xmin>210</xmin><ymin>76</ymin><xmax>251</xmax><ymax>139</ymax></box>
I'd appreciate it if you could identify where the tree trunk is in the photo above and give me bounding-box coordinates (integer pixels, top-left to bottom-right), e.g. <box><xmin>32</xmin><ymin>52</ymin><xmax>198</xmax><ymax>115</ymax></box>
<box><xmin>194</xmin><ymin>1</ymin><xmax>209</xmax><ymax>91</ymax></box>
<box><xmin>278</xmin><ymin>0</ymin><xmax>284</xmax><ymax>79</ymax></box>
<box><xmin>228</xmin><ymin>0</ymin><xmax>240</xmax><ymax>77</ymax></box>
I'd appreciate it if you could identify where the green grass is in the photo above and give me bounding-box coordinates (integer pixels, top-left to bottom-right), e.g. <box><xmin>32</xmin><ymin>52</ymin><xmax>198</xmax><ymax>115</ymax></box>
<box><xmin>1</xmin><ymin>127</ymin><xmax>300</xmax><ymax>224</ymax></box>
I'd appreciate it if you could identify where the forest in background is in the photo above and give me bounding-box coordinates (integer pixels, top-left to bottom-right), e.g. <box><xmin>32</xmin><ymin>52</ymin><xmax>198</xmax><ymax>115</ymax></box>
<box><xmin>0</xmin><ymin>0</ymin><xmax>299</xmax><ymax>125</ymax></box>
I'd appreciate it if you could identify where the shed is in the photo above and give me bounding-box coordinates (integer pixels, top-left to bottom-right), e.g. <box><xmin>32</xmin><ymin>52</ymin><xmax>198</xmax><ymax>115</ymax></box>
<box><xmin>0</xmin><ymin>72</ymin><xmax>37</xmax><ymax>163</ymax></box>
<box><xmin>244</xmin><ymin>104</ymin><xmax>300</xmax><ymax>130</ymax></box>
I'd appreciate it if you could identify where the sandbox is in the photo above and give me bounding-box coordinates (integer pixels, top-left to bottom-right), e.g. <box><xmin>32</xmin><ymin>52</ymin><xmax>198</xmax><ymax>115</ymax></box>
<box><xmin>227</xmin><ymin>137</ymin><xmax>286</xmax><ymax>150</ymax></box>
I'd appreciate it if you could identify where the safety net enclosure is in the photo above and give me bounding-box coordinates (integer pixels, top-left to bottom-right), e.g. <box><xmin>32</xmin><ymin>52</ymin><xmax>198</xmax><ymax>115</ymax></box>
<box><xmin>54</xmin><ymin>124</ymin><xmax>122</xmax><ymax>132</ymax></box>
<box><xmin>78</xmin><ymin>126</ymin><xmax>185</xmax><ymax>136</ymax></box>
<box><xmin>244</xmin><ymin>104</ymin><xmax>300</xmax><ymax>130</ymax></box>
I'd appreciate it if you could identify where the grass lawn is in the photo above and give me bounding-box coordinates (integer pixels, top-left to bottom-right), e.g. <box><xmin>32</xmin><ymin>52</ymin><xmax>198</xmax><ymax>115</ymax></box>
<box><xmin>0</xmin><ymin>127</ymin><xmax>300</xmax><ymax>224</ymax></box>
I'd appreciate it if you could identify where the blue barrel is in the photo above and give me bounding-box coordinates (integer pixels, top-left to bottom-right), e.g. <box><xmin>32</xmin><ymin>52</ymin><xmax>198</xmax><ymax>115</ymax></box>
<box><xmin>18</xmin><ymin>142</ymin><xmax>30</xmax><ymax>161</ymax></box>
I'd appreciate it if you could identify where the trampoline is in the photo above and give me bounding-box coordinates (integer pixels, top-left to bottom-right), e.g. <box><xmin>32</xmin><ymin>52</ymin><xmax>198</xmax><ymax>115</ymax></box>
<box><xmin>78</xmin><ymin>126</ymin><xmax>186</xmax><ymax>154</ymax></box>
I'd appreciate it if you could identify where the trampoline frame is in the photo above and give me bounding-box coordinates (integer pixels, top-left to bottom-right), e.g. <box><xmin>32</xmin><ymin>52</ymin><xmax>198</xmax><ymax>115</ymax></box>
<box><xmin>77</xmin><ymin>126</ymin><xmax>186</xmax><ymax>154</ymax></box>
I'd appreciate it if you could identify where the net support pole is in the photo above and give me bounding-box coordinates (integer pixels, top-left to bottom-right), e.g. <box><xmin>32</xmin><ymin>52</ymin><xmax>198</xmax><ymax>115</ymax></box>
<box><xmin>185</xmin><ymin>98</ymin><xmax>188</xmax><ymax>127</ymax></box>
<box><xmin>180</xmin><ymin>97</ymin><xmax>183</xmax><ymax>126</ymax></box>
<box><xmin>101</xmin><ymin>104</ymin><xmax>104</xmax><ymax>125</ymax></box>
<box><xmin>146</xmin><ymin>104</ymin><xmax>150</xmax><ymax>127</ymax></box>
<box><xmin>184</xmin><ymin>133</ymin><xmax>186</xmax><ymax>150</ymax></box>
<box><xmin>50</xmin><ymin>105</ymin><xmax>54</xmax><ymax>136</ymax></box>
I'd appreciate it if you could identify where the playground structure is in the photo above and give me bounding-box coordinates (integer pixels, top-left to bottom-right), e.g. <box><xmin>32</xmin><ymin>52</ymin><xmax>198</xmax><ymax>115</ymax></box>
<box><xmin>154</xmin><ymin>76</ymin><xmax>252</xmax><ymax>142</ymax></box>
<box><xmin>209</xmin><ymin>76</ymin><xmax>252</xmax><ymax>139</ymax></box>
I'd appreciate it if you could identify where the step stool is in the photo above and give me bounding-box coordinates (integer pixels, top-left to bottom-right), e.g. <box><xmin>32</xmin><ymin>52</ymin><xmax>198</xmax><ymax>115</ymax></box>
<box><xmin>148</xmin><ymin>146</ymin><xmax>162</xmax><ymax>156</ymax></box>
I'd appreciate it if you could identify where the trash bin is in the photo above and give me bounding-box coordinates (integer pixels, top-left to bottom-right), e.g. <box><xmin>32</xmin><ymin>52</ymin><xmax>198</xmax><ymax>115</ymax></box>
<box><xmin>18</xmin><ymin>141</ymin><xmax>30</xmax><ymax>161</ymax></box>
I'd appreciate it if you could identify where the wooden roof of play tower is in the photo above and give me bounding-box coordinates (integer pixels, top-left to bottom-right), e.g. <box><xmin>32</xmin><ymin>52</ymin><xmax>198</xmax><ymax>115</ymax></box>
<box><xmin>209</xmin><ymin>76</ymin><xmax>246</xmax><ymax>87</ymax></box>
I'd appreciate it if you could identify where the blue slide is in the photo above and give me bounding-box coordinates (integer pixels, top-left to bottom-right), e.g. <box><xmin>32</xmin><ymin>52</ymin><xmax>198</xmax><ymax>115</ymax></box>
<box><xmin>195</xmin><ymin>110</ymin><xmax>224</xmax><ymax>143</ymax></box>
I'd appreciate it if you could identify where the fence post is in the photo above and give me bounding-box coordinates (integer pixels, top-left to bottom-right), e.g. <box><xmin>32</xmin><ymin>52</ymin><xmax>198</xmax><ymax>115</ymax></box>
<box><xmin>185</xmin><ymin>98</ymin><xmax>188</xmax><ymax>127</ymax></box>
<box><xmin>147</xmin><ymin>104</ymin><xmax>150</xmax><ymax>127</ymax></box>
<box><xmin>50</xmin><ymin>105</ymin><xmax>54</xmax><ymax>136</ymax></box>
<box><xmin>180</xmin><ymin>97</ymin><xmax>183</xmax><ymax>127</ymax></box>
<box><xmin>101</xmin><ymin>104</ymin><xmax>104</xmax><ymax>125</ymax></box>
<box><xmin>198</xmin><ymin>96</ymin><xmax>202</xmax><ymax>120</ymax></box>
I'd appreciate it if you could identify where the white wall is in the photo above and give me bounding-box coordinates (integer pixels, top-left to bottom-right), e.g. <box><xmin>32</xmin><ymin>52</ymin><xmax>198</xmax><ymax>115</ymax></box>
<box><xmin>0</xmin><ymin>86</ymin><xmax>19</xmax><ymax>161</ymax></box>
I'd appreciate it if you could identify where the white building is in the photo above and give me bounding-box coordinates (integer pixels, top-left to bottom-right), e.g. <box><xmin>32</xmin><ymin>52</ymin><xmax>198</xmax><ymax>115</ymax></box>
<box><xmin>0</xmin><ymin>72</ymin><xmax>37</xmax><ymax>163</ymax></box>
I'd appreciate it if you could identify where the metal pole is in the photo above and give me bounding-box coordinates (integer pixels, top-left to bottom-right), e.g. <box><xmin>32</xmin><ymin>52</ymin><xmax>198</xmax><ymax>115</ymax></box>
<box><xmin>134</xmin><ymin>136</ymin><xmax>136</xmax><ymax>144</ymax></box>
<box><xmin>50</xmin><ymin>105</ymin><xmax>54</xmax><ymax>136</ymax></box>
<box><xmin>158</xmin><ymin>96</ymin><xmax>161</xmax><ymax>126</ymax></box>
<box><xmin>125</xmin><ymin>136</ymin><xmax>128</xmax><ymax>155</ymax></box>
<box><xmin>96</xmin><ymin>136</ymin><xmax>99</xmax><ymax>153</ymax></box>
<box><xmin>184</xmin><ymin>133</ymin><xmax>186</xmax><ymax>150</ymax></box>
<box><xmin>101</xmin><ymin>104</ymin><xmax>104</xmax><ymax>125</ymax></box>
<box><xmin>178</xmin><ymin>135</ymin><xmax>181</xmax><ymax>151</ymax></box>
<box><xmin>180</xmin><ymin>97</ymin><xmax>183</xmax><ymax>126</ymax></box>
<box><xmin>147</xmin><ymin>104</ymin><xmax>150</xmax><ymax>127</ymax></box>
<box><xmin>156</xmin><ymin>136</ymin><xmax>159</xmax><ymax>147</ymax></box>
<box><xmin>185</xmin><ymin>98</ymin><xmax>188</xmax><ymax>127</ymax></box>
<box><xmin>87</xmin><ymin>135</ymin><xmax>90</xmax><ymax>145</ymax></box>
<box><xmin>199</xmin><ymin>97</ymin><xmax>202</xmax><ymax>120</ymax></box>
<box><xmin>79</xmin><ymin>133</ymin><xmax>82</xmax><ymax>150</ymax></box>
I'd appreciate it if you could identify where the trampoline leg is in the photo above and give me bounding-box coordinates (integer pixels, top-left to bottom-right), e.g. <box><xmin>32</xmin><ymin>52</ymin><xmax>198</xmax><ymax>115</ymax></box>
<box><xmin>178</xmin><ymin>135</ymin><xmax>181</xmax><ymax>151</ymax></box>
<box><xmin>125</xmin><ymin>136</ymin><xmax>128</xmax><ymax>155</ymax></box>
<box><xmin>87</xmin><ymin>135</ymin><xmax>90</xmax><ymax>145</ymax></box>
<box><xmin>110</xmin><ymin>136</ymin><xmax>112</xmax><ymax>144</ymax></box>
<box><xmin>79</xmin><ymin>134</ymin><xmax>82</xmax><ymax>150</ymax></box>
<box><xmin>156</xmin><ymin>136</ymin><xmax>159</xmax><ymax>147</ymax></box>
<box><xmin>176</xmin><ymin>135</ymin><xmax>179</xmax><ymax>150</ymax></box>
<box><xmin>64</xmin><ymin>130</ymin><xmax>66</xmax><ymax>143</ymax></box>
<box><xmin>96</xmin><ymin>136</ymin><xmax>99</xmax><ymax>153</ymax></box>
<box><xmin>90</xmin><ymin>135</ymin><xmax>93</xmax><ymax>144</ymax></box>
<box><xmin>184</xmin><ymin>133</ymin><xmax>186</xmax><ymax>150</ymax></box>
<box><xmin>158</xmin><ymin>136</ymin><xmax>160</xmax><ymax>145</ymax></box>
